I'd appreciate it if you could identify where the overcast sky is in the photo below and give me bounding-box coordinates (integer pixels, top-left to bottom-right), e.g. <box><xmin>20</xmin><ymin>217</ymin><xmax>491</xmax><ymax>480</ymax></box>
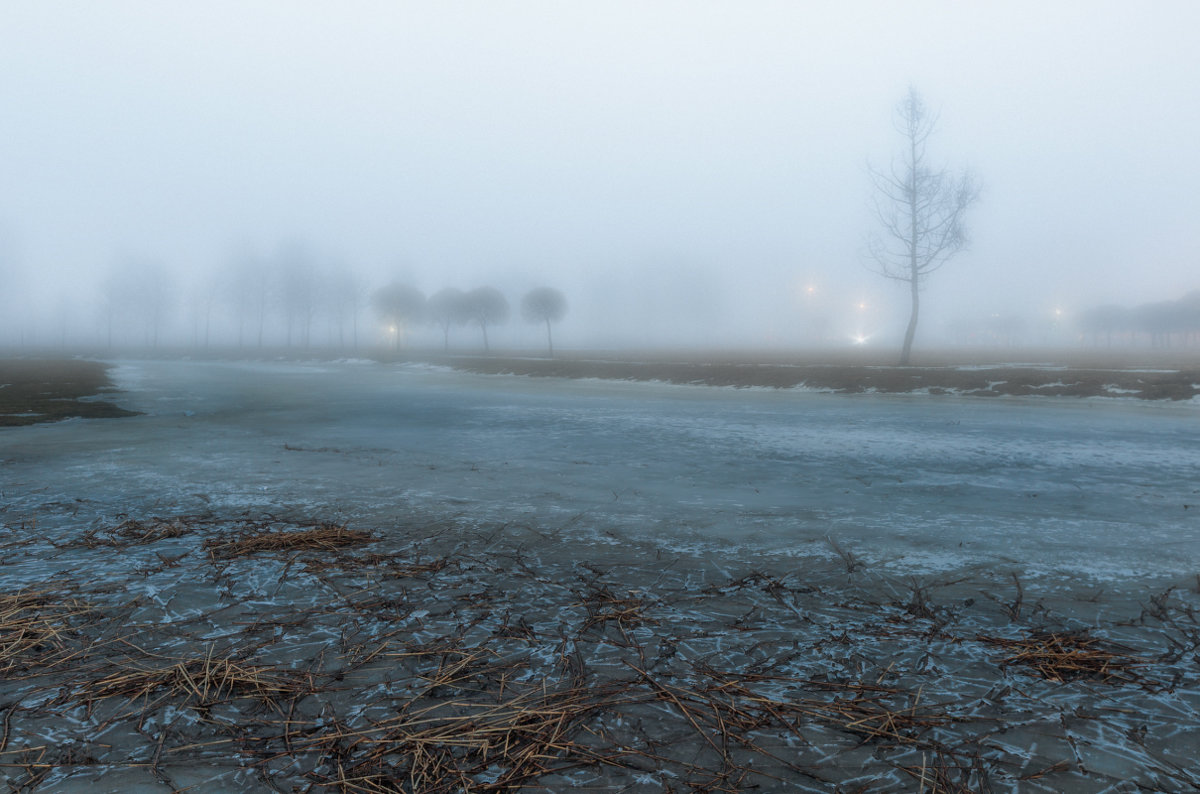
<box><xmin>2</xmin><ymin>2</ymin><xmax>1198</xmax><ymax>348</ymax></box>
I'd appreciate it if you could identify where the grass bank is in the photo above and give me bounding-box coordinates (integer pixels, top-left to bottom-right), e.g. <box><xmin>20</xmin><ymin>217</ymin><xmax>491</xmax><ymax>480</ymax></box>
<box><xmin>418</xmin><ymin>352</ymin><xmax>1200</xmax><ymax>400</ymax></box>
<box><xmin>0</xmin><ymin>359</ymin><xmax>139</xmax><ymax>426</ymax></box>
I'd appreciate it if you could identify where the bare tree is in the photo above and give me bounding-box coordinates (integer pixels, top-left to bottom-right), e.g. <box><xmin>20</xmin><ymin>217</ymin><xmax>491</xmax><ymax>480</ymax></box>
<box><xmin>190</xmin><ymin>271</ymin><xmax>223</xmax><ymax>349</ymax></box>
<box><xmin>371</xmin><ymin>282</ymin><xmax>426</xmax><ymax>350</ymax></box>
<box><xmin>327</xmin><ymin>267</ymin><xmax>366</xmax><ymax>351</ymax></box>
<box><xmin>520</xmin><ymin>287</ymin><xmax>567</xmax><ymax>357</ymax></box>
<box><xmin>104</xmin><ymin>257</ymin><xmax>172</xmax><ymax>348</ymax></box>
<box><xmin>464</xmin><ymin>286</ymin><xmax>509</xmax><ymax>353</ymax></box>
<box><xmin>139</xmin><ymin>263</ymin><xmax>173</xmax><ymax>349</ymax></box>
<box><xmin>277</xmin><ymin>243</ymin><xmax>320</xmax><ymax>348</ymax></box>
<box><xmin>1077</xmin><ymin>304</ymin><xmax>1130</xmax><ymax>348</ymax></box>
<box><xmin>225</xmin><ymin>252</ymin><xmax>274</xmax><ymax>349</ymax></box>
<box><xmin>100</xmin><ymin>269</ymin><xmax>126</xmax><ymax>349</ymax></box>
<box><xmin>868</xmin><ymin>87</ymin><xmax>980</xmax><ymax>365</ymax></box>
<box><xmin>428</xmin><ymin>287</ymin><xmax>469</xmax><ymax>352</ymax></box>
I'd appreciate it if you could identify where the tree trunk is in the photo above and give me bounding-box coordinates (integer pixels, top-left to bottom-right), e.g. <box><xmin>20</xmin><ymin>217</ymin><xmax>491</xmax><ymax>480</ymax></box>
<box><xmin>545</xmin><ymin>318</ymin><xmax>553</xmax><ymax>357</ymax></box>
<box><xmin>900</xmin><ymin>139</ymin><xmax>919</xmax><ymax>367</ymax></box>
<box><xmin>480</xmin><ymin>320</ymin><xmax>489</xmax><ymax>352</ymax></box>
<box><xmin>900</xmin><ymin>277</ymin><xmax>919</xmax><ymax>365</ymax></box>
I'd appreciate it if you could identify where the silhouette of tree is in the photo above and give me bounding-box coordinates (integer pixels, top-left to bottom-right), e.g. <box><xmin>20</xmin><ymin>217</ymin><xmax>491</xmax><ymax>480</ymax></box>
<box><xmin>1177</xmin><ymin>291</ymin><xmax>1200</xmax><ymax>345</ymax></box>
<box><xmin>221</xmin><ymin>249</ymin><xmax>274</xmax><ymax>348</ymax></box>
<box><xmin>464</xmin><ymin>286</ymin><xmax>509</xmax><ymax>353</ymax></box>
<box><xmin>191</xmin><ymin>271</ymin><xmax>222</xmax><ymax>348</ymax></box>
<box><xmin>104</xmin><ymin>258</ymin><xmax>173</xmax><ymax>348</ymax></box>
<box><xmin>1135</xmin><ymin>299</ymin><xmax>1190</xmax><ymax>348</ymax></box>
<box><xmin>328</xmin><ymin>268</ymin><xmax>366</xmax><ymax>351</ymax></box>
<box><xmin>277</xmin><ymin>243</ymin><xmax>321</xmax><ymax>348</ymax></box>
<box><xmin>371</xmin><ymin>282</ymin><xmax>426</xmax><ymax>350</ymax></box>
<box><xmin>428</xmin><ymin>287</ymin><xmax>469</xmax><ymax>352</ymax></box>
<box><xmin>868</xmin><ymin>87</ymin><xmax>980</xmax><ymax>365</ymax></box>
<box><xmin>521</xmin><ymin>287</ymin><xmax>567</xmax><ymax>356</ymax></box>
<box><xmin>1078</xmin><ymin>305</ymin><xmax>1130</xmax><ymax>347</ymax></box>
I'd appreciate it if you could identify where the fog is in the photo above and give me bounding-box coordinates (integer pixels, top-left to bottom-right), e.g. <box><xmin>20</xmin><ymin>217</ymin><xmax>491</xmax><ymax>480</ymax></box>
<box><xmin>2</xmin><ymin>2</ymin><xmax>1199</xmax><ymax>354</ymax></box>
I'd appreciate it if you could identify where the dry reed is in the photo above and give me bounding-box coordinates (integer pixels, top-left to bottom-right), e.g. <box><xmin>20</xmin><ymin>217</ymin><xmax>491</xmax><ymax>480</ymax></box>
<box><xmin>2</xmin><ymin>510</ymin><xmax>1193</xmax><ymax>792</ymax></box>
<box><xmin>80</xmin><ymin>648</ymin><xmax>314</xmax><ymax>707</ymax></box>
<box><xmin>0</xmin><ymin>589</ymin><xmax>92</xmax><ymax>676</ymax></box>
<box><xmin>978</xmin><ymin>631</ymin><xmax>1145</xmax><ymax>684</ymax></box>
<box><xmin>205</xmin><ymin>522</ymin><xmax>375</xmax><ymax>559</ymax></box>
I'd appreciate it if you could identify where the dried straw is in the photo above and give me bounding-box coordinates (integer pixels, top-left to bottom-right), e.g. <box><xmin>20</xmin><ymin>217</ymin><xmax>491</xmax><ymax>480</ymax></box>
<box><xmin>205</xmin><ymin>522</ymin><xmax>375</xmax><ymax>559</ymax></box>
<box><xmin>978</xmin><ymin>631</ymin><xmax>1145</xmax><ymax>684</ymax></box>
<box><xmin>0</xmin><ymin>589</ymin><xmax>92</xmax><ymax>676</ymax></box>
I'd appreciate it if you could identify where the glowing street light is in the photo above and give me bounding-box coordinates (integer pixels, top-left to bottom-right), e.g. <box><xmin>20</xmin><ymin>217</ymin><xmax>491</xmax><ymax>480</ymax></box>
<box><xmin>849</xmin><ymin>299</ymin><xmax>873</xmax><ymax>346</ymax></box>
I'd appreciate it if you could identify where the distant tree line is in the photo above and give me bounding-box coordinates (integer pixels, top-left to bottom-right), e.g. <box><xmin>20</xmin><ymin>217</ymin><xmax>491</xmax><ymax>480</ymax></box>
<box><xmin>94</xmin><ymin>246</ymin><xmax>370</xmax><ymax>352</ymax></box>
<box><xmin>371</xmin><ymin>283</ymin><xmax>566</xmax><ymax>355</ymax></box>
<box><xmin>43</xmin><ymin>244</ymin><xmax>567</xmax><ymax>355</ymax></box>
<box><xmin>1076</xmin><ymin>291</ymin><xmax>1200</xmax><ymax>348</ymax></box>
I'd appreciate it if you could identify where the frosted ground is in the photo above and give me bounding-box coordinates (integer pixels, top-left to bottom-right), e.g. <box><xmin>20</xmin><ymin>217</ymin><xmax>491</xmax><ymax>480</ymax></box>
<box><xmin>2</xmin><ymin>359</ymin><xmax>1199</xmax><ymax>791</ymax></box>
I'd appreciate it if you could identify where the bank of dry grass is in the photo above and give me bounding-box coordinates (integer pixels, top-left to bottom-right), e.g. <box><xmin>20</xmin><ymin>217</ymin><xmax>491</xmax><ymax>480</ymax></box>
<box><xmin>0</xmin><ymin>359</ymin><xmax>138</xmax><ymax>426</ymax></box>
<box><xmin>431</xmin><ymin>353</ymin><xmax>1200</xmax><ymax>400</ymax></box>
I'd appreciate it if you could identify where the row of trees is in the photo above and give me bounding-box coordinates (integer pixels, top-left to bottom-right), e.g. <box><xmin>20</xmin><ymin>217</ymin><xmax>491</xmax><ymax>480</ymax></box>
<box><xmin>372</xmin><ymin>284</ymin><xmax>567</xmax><ymax>355</ymax></box>
<box><xmin>69</xmin><ymin>245</ymin><xmax>568</xmax><ymax>354</ymax></box>
<box><xmin>97</xmin><ymin>247</ymin><xmax>370</xmax><ymax>351</ymax></box>
<box><xmin>1076</xmin><ymin>292</ymin><xmax>1200</xmax><ymax>348</ymax></box>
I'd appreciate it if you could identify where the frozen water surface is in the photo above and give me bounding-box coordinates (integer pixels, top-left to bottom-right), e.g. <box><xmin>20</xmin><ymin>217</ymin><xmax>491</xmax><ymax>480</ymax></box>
<box><xmin>4</xmin><ymin>359</ymin><xmax>1197</xmax><ymax>583</ymax></box>
<box><xmin>4</xmin><ymin>359</ymin><xmax>1200</xmax><ymax>791</ymax></box>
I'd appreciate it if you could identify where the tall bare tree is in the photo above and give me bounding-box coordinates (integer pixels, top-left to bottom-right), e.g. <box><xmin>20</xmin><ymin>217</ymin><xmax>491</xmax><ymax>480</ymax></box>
<box><xmin>278</xmin><ymin>242</ymin><xmax>319</xmax><ymax>348</ymax></box>
<box><xmin>868</xmin><ymin>87</ymin><xmax>980</xmax><ymax>365</ymax></box>
<box><xmin>104</xmin><ymin>257</ymin><xmax>173</xmax><ymax>349</ymax></box>
<box><xmin>327</xmin><ymin>267</ymin><xmax>365</xmax><ymax>351</ymax></box>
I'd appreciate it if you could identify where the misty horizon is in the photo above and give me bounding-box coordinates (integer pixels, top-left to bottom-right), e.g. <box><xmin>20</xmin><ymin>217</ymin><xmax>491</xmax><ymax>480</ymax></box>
<box><xmin>2</xmin><ymin>3</ymin><xmax>1198</xmax><ymax>355</ymax></box>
